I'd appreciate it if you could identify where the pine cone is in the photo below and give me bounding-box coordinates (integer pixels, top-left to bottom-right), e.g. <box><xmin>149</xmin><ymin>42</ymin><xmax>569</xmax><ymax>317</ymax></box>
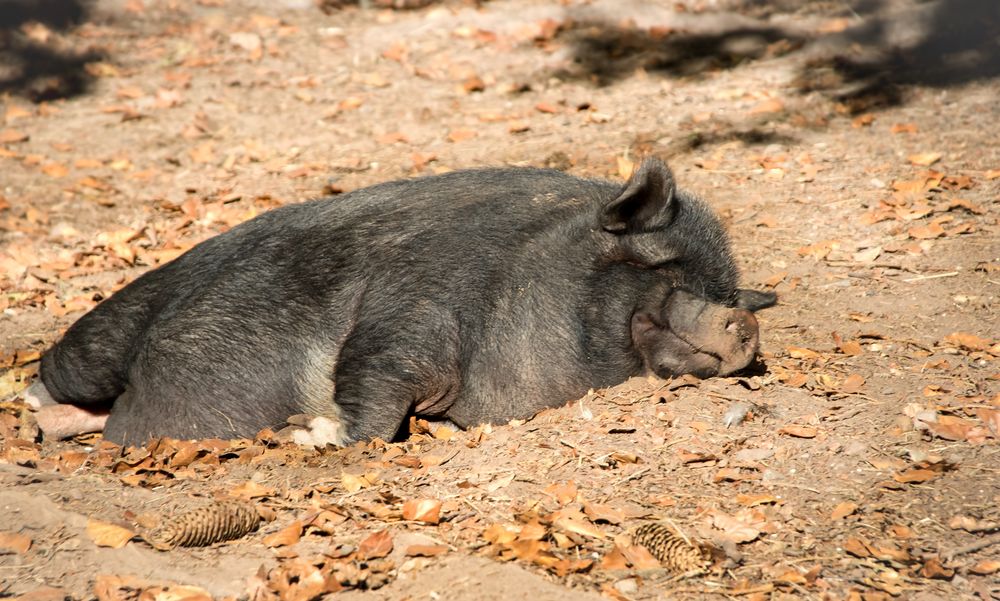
<box><xmin>632</xmin><ymin>523</ymin><xmax>711</xmax><ymax>573</ymax></box>
<box><xmin>147</xmin><ymin>500</ymin><xmax>261</xmax><ymax>549</ymax></box>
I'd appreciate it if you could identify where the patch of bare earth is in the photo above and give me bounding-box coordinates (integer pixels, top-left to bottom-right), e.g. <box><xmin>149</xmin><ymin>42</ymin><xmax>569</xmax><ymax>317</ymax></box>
<box><xmin>1</xmin><ymin>0</ymin><xmax>998</xmax><ymax>599</ymax></box>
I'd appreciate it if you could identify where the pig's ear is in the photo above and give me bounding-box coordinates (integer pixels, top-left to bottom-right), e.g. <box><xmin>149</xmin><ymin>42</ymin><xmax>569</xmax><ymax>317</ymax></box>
<box><xmin>601</xmin><ymin>157</ymin><xmax>676</xmax><ymax>233</ymax></box>
<box><xmin>736</xmin><ymin>289</ymin><xmax>778</xmax><ymax>311</ymax></box>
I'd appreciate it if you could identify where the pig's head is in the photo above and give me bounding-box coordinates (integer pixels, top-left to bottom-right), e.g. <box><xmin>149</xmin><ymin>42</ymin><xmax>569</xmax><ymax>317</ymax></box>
<box><xmin>599</xmin><ymin>156</ymin><xmax>777</xmax><ymax>378</ymax></box>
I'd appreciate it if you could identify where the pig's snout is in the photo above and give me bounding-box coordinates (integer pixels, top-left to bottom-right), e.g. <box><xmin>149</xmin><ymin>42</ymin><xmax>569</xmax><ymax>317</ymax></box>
<box><xmin>632</xmin><ymin>291</ymin><xmax>764</xmax><ymax>379</ymax></box>
<box><xmin>717</xmin><ymin>308</ymin><xmax>759</xmax><ymax>375</ymax></box>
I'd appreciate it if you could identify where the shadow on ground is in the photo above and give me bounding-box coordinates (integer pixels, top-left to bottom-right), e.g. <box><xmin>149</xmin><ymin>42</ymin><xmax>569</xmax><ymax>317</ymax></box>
<box><xmin>797</xmin><ymin>0</ymin><xmax>1000</xmax><ymax>112</ymax></box>
<box><xmin>556</xmin><ymin>17</ymin><xmax>804</xmax><ymax>86</ymax></box>
<box><xmin>556</xmin><ymin>0</ymin><xmax>999</xmax><ymax>112</ymax></box>
<box><xmin>0</xmin><ymin>0</ymin><xmax>104</xmax><ymax>101</ymax></box>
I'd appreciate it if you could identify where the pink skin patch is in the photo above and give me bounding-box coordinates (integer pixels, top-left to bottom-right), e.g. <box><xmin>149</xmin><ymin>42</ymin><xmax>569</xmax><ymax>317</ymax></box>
<box><xmin>23</xmin><ymin>381</ymin><xmax>109</xmax><ymax>440</ymax></box>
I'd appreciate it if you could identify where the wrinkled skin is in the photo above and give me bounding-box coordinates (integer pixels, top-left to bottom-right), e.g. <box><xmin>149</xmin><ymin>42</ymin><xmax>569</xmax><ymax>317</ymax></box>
<box><xmin>29</xmin><ymin>157</ymin><xmax>776</xmax><ymax>446</ymax></box>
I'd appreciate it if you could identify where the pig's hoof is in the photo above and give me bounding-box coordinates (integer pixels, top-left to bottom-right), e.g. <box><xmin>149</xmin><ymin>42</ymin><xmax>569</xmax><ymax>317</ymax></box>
<box><xmin>276</xmin><ymin>414</ymin><xmax>348</xmax><ymax>448</ymax></box>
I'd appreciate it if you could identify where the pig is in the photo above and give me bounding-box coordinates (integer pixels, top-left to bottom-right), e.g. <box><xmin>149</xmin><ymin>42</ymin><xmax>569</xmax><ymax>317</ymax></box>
<box><xmin>27</xmin><ymin>157</ymin><xmax>776</xmax><ymax>446</ymax></box>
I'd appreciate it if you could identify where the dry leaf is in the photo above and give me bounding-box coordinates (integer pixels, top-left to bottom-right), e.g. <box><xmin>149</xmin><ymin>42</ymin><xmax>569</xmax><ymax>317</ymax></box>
<box><xmin>405</xmin><ymin>544</ymin><xmax>448</xmax><ymax>557</ymax></box>
<box><xmin>711</xmin><ymin>509</ymin><xmax>764</xmax><ymax>543</ymax></box>
<box><xmin>908</xmin><ymin>222</ymin><xmax>945</xmax><ymax>239</ymax></box>
<box><xmin>838</xmin><ymin>340</ymin><xmax>863</xmax><ymax>356</ymax></box>
<box><xmin>893</xmin><ymin>468</ymin><xmax>937</xmax><ymax>484</ymax></box>
<box><xmin>341</xmin><ymin>471</ymin><xmax>372</xmax><ymax>493</ymax></box>
<box><xmin>482</xmin><ymin>523</ymin><xmax>518</xmax><ymax>545</ymax></box>
<box><xmin>402</xmin><ymin>499</ymin><xmax>442</xmax><ymax>524</ymax></box>
<box><xmin>943</xmin><ymin>332</ymin><xmax>991</xmax><ymax>351</ymax></box>
<box><xmin>553</xmin><ymin>515</ymin><xmax>606</xmax><ymax>540</ymax></box>
<box><xmin>920</xmin><ymin>557</ymin><xmax>954</xmax><ymax>579</ymax></box>
<box><xmin>583</xmin><ymin>503</ymin><xmax>625</xmax><ymax>525</ymax></box>
<box><xmin>908</xmin><ymin>152</ymin><xmax>942</xmax><ymax>166</ymax></box>
<box><xmin>621</xmin><ymin>544</ymin><xmax>661</xmax><ymax>569</ymax></box>
<box><xmin>447</xmin><ymin>128</ymin><xmax>476</xmax><ymax>143</ymax></box>
<box><xmin>358</xmin><ymin>530</ymin><xmax>393</xmax><ymax>559</ymax></box>
<box><xmin>787</xmin><ymin>347</ymin><xmax>820</xmax><ymax>359</ymax></box>
<box><xmin>0</xmin><ymin>531</ymin><xmax>31</xmax><ymax>554</ymax></box>
<box><xmin>735</xmin><ymin>493</ymin><xmax>780</xmax><ymax>507</ymax></box>
<box><xmin>749</xmin><ymin>98</ymin><xmax>784</xmax><ymax>115</ymax></box>
<box><xmin>830</xmin><ymin>502</ymin><xmax>858</xmax><ymax>520</ymax></box>
<box><xmin>969</xmin><ymin>560</ymin><xmax>1000</xmax><ymax>575</ymax></box>
<box><xmin>262</xmin><ymin>520</ymin><xmax>302</xmax><ymax>547</ymax></box>
<box><xmin>0</xmin><ymin>129</ymin><xmax>29</xmax><ymax>144</ymax></box>
<box><xmin>86</xmin><ymin>519</ymin><xmax>135</xmax><ymax>548</ymax></box>
<box><xmin>229</xmin><ymin>480</ymin><xmax>275</xmax><ymax>499</ymax></box>
<box><xmin>840</xmin><ymin>374</ymin><xmax>865</xmax><ymax>394</ymax></box>
<box><xmin>779</xmin><ymin>425</ymin><xmax>818</xmax><ymax>438</ymax></box>
<box><xmin>42</xmin><ymin>163</ymin><xmax>69</xmax><ymax>178</ymax></box>
<box><xmin>544</xmin><ymin>481</ymin><xmax>578</xmax><ymax>505</ymax></box>
<box><xmin>616</xmin><ymin>156</ymin><xmax>635</xmax><ymax>180</ymax></box>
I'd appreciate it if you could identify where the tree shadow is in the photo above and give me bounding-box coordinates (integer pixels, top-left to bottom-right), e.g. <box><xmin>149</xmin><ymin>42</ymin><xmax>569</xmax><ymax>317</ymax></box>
<box><xmin>555</xmin><ymin>1</ymin><xmax>999</xmax><ymax>112</ymax></box>
<box><xmin>0</xmin><ymin>0</ymin><xmax>104</xmax><ymax>102</ymax></box>
<box><xmin>556</xmin><ymin>18</ymin><xmax>805</xmax><ymax>86</ymax></box>
<box><xmin>795</xmin><ymin>0</ymin><xmax>1000</xmax><ymax>112</ymax></box>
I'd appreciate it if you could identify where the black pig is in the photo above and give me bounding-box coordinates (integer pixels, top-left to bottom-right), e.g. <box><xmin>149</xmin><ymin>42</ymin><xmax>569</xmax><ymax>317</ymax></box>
<box><xmin>28</xmin><ymin>157</ymin><xmax>775</xmax><ymax>446</ymax></box>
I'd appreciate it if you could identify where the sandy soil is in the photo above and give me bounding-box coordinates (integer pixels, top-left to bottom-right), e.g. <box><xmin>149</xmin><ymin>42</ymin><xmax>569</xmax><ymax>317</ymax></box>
<box><xmin>1</xmin><ymin>0</ymin><xmax>998</xmax><ymax>599</ymax></box>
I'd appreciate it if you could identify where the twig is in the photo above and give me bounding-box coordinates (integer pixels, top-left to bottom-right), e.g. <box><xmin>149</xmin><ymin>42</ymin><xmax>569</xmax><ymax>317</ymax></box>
<box><xmin>901</xmin><ymin>271</ymin><xmax>959</xmax><ymax>283</ymax></box>
<box><xmin>945</xmin><ymin>532</ymin><xmax>1000</xmax><ymax>560</ymax></box>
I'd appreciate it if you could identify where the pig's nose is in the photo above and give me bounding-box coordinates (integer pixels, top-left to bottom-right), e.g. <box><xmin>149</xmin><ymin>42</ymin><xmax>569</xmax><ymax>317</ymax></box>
<box><xmin>726</xmin><ymin>309</ymin><xmax>759</xmax><ymax>347</ymax></box>
<box><xmin>718</xmin><ymin>308</ymin><xmax>760</xmax><ymax>375</ymax></box>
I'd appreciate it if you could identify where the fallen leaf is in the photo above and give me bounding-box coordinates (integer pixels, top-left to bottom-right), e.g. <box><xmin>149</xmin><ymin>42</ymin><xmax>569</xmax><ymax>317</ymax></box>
<box><xmin>735</xmin><ymin>493</ymin><xmax>780</xmax><ymax>507</ymax></box>
<box><xmin>229</xmin><ymin>480</ymin><xmax>275</xmax><ymax>499</ymax></box>
<box><xmin>787</xmin><ymin>347</ymin><xmax>820</xmax><ymax>359</ymax></box>
<box><xmin>908</xmin><ymin>222</ymin><xmax>945</xmax><ymax>239</ymax></box>
<box><xmin>358</xmin><ymin>530</ymin><xmax>393</xmax><ymax>559</ymax></box>
<box><xmin>893</xmin><ymin>468</ymin><xmax>937</xmax><ymax>484</ymax></box>
<box><xmin>41</xmin><ymin>163</ymin><xmax>69</xmax><ymax>178</ymax></box>
<box><xmin>262</xmin><ymin>520</ymin><xmax>302</xmax><ymax>547</ymax></box>
<box><xmin>402</xmin><ymin>499</ymin><xmax>442</xmax><ymax>524</ymax></box>
<box><xmin>405</xmin><ymin>544</ymin><xmax>448</xmax><ymax>557</ymax></box>
<box><xmin>943</xmin><ymin>332</ymin><xmax>991</xmax><ymax>352</ymax></box>
<box><xmin>583</xmin><ymin>503</ymin><xmax>625</xmax><ymax>525</ymax></box>
<box><xmin>840</xmin><ymin>374</ymin><xmax>865</xmax><ymax>394</ymax></box>
<box><xmin>0</xmin><ymin>129</ymin><xmax>29</xmax><ymax>143</ymax></box>
<box><xmin>851</xmin><ymin>113</ymin><xmax>874</xmax><ymax>128</ymax></box>
<box><xmin>830</xmin><ymin>502</ymin><xmax>858</xmax><ymax>520</ymax></box>
<box><xmin>544</xmin><ymin>481</ymin><xmax>578</xmax><ymax>505</ymax></box>
<box><xmin>852</xmin><ymin>246</ymin><xmax>882</xmax><ymax>263</ymax></box>
<box><xmin>920</xmin><ymin>557</ymin><xmax>954</xmax><ymax>579</ymax></box>
<box><xmin>908</xmin><ymin>152</ymin><xmax>941</xmax><ymax>166</ymax></box>
<box><xmin>890</xmin><ymin>123</ymin><xmax>918</xmax><ymax>134</ymax></box>
<box><xmin>341</xmin><ymin>471</ymin><xmax>372</xmax><ymax>493</ymax></box>
<box><xmin>711</xmin><ymin>509</ymin><xmax>764</xmax><ymax>543</ymax></box>
<box><xmin>482</xmin><ymin>523</ymin><xmax>518</xmax><ymax>545</ymax></box>
<box><xmin>0</xmin><ymin>531</ymin><xmax>31</xmax><ymax>554</ymax></box>
<box><xmin>621</xmin><ymin>544</ymin><xmax>661</xmax><ymax>569</ymax></box>
<box><xmin>553</xmin><ymin>515</ymin><xmax>606</xmax><ymax>540</ymax></box>
<box><xmin>86</xmin><ymin>519</ymin><xmax>135</xmax><ymax>548</ymax></box>
<box><xmin>447</xmin><ymin>128</ymin><xmax>476</xmax><ymax>143</ymax></box>
<box><xmin>779</xmin><ymin>425</ymin><xmax>818</xmax><ymax>438</ymax></box>
<box><xmin>749</xmin><ymin>98</ymin><xmax>784</xmax><ymax>115</ymax></box>
<box><xmin>616</xmin><ymin>156</ymin><xmax>634</xmax><ymax>180</ymax></box>
<box><xmin>969</xmin><ymin>560</ymin><xmax>1000</xmax><ymax>575</ymax></box>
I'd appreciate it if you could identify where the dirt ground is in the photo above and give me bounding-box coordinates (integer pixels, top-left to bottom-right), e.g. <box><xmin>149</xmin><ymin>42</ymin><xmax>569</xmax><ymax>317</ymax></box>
<box><xmin>1</xmin><ymin>0</ymin><xmax>999</xmax><ymax>599</ymax></box>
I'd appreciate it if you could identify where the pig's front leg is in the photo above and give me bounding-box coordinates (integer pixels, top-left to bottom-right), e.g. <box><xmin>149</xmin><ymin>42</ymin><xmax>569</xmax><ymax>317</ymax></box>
<box><xmin>331</xmin><ymin>306</ymin><xmax>462</xmax><ymax>443</ymax></box>
<box><xmin>23</xmin><ymin>380</ymin><xmax>110</xmax><ymax>440</ymax></box>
